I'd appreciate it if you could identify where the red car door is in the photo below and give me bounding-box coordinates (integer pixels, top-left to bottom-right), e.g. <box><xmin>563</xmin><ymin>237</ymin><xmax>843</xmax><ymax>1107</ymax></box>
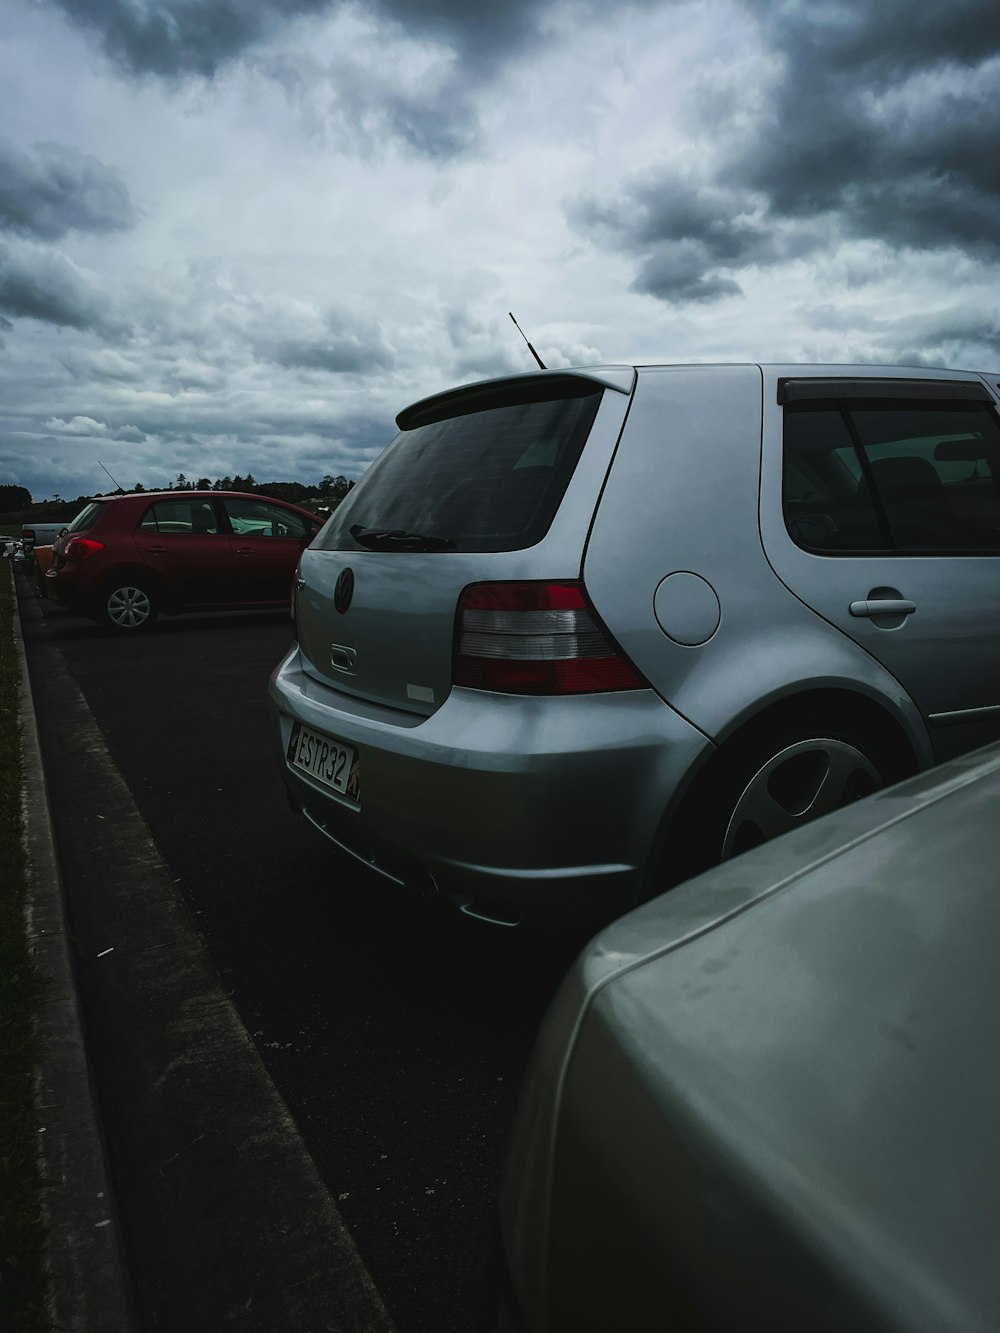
<box><xmin>134</xmin><ymin>497</ymin><xmax>236</xmax><ymax>605</ymax></box>
<box><xmin>218</xmin><ymin>497</ymin><xmax>315</xmax><ymax>603</ymax></box>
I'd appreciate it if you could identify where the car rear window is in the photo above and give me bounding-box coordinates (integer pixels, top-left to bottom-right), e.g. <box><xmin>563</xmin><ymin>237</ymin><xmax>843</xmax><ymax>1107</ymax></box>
<box><xmin>317</xmin><ymin>379</ymin><xmax>603</xmax><ymax>554</ymax></box>
<box><xmin>64</xmin><ymin>501</ymin><xmax>106</xmax><ymax>533</ymax></box>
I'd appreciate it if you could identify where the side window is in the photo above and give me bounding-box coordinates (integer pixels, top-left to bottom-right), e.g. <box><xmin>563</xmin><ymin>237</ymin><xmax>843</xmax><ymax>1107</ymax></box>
<box><xmin>138</xmin><ymin>500</ymin><xmax>220</xmax><ymax>534</ymax></box>
<box><xmin>221</xmin><ymin>498</ymin><xmax>309</xmax><ymax>539</ymax></box>
<box><xmin>783</xmin><ymin>398</ymin><xmax>1000</xmax><ymax>554</ymax></box>
<box><xmin>850</xmin><ymin>403</ymin><xmax>1000</xmax><ymax>552</ymax></box>
<box><xmin>782</xmin><ymin>406</ymin><xmax>885</xmax><ymax>551</ymax></box>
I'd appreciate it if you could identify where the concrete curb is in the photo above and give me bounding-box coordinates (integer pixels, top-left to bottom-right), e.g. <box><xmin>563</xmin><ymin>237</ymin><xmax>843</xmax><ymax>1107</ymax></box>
<box><xmin>12</xmin><ymin>564</ymin><xmax>137</xmax><ymax>1331</ymax></box>
<box><xmin>14</xmin><ymin>572</ymin><xmax>398</xmax><ymax>1332</ymax></box>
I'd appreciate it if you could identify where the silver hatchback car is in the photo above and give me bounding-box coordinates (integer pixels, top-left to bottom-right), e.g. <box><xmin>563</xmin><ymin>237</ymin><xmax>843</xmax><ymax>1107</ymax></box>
<box><xmin>269</xmin><ymin>363</ymin><xmax>1000</xmax><ymax>925</ymax></box>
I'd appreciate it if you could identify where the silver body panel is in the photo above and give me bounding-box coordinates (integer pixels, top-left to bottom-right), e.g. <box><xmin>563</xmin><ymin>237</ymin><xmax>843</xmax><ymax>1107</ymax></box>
<box><xmin>499</xmin><ymin>741</ymin><xmax>1000</xmax><ymax>1332</ymax></box>
<box><xmin>272</xmin><ymin>647</ymin><xmax>709</xmax><ymax>918</ymax></box>
<box><xmin>270</xmin><ymin>360</ymin><xmax>1000</xmax><ymax>920</ymax></box>
<box><xmin>584</xmin><ymin>366</ymin><xmax>933</xmax><ymax>754</ymax></box>
<box><xmin>759</xmin><ymin>366</ymin><xmax>1000</xmax><ymax>762</ymax></box>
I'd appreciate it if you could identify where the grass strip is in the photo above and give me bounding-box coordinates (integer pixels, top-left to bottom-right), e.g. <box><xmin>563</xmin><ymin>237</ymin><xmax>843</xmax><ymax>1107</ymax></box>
<box><xmin>0</xmin><ymin>568</ymin><xmax>52</xmax><ymax>1330</ymax></box>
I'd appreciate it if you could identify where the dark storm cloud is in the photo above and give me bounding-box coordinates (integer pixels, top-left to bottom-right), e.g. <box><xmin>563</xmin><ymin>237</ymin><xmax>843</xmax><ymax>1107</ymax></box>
<box><xmin>755</xmin><ymin>0</ymin><xmax>995</xmax><ymax>84</ymax></box>
<box><xmin>270</xmin><ymin>338</ymin><xmax>393</xmax><ymax>373</ymax></box>
<box><xmin>887</xmin><ymin>311</ymin><xmax>1000</xmax><ymax>366</ymax></box>
<box><xmin>48</xmin><ymin>0</ymin><xmax>321</xmax><ymax>78</ymax></box>
<box><xmin>46</xmin><ymin>0</ymin><xmax>555</xmax><ymax>160</ymax></box>
<box><xmin>572</xmin><ymin>0</ymin><xmax>1000</xmax><ymax>304</ymax></box>
<box><xmin>271</xmin><ymin>338</ymin><xmax>362</xmax><ymax>373</ymax></box>
<box><xmin>264</xmin><ymin>306</ymin><xmax>395</xmax><ymax>374</ymax></box>
<box><xmin>0</xmin><ymin>240</ymin><xmax>120</xmax><ymax>333</ymax></box>
<box><xmin>920</xmin><ymin>314</ymin><xmax>1000</xmax><ymax>354</ymax></box>
<box><xmin>48</xmin><ymin>0</ymin><xmax>546</xmax><ymax>79</ymax></box>
<box><xmin>0</xmin><ymin>138</ymin><xmax>134</xmax><ymax>240</ymax></box>
<box><xmin>633</xmin><ymin>248</ymin><xmax>742</xmax><ymax>303</ymax></box>
<box><xmin>263</xmin><ymin>49</ymin><xmax>478</xmax><ymax>157</ymax></box>
<box><xmin>570</xmin><ymin>174</ymin><xmax>795</xmax><ymax>302</ymax></box>
<box><xmin>737</xmin><ymin>0</ymin><xmax>1000</xmax><ymax>257</ymax></box>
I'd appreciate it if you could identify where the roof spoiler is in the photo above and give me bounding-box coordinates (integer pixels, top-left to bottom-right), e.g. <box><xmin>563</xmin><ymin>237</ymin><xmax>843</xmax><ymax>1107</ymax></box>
<box><xmin>396</xmin><ymin>366</ymin><xmax>635</xmax><ymax>430</ymax></box>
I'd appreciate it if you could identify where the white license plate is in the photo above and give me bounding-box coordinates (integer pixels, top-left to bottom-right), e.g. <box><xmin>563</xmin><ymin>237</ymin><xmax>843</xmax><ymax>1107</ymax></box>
<box><xmin>288</xmin><ymin>724</ymin><xmax>360</xmax><ymax>801</ymax></box>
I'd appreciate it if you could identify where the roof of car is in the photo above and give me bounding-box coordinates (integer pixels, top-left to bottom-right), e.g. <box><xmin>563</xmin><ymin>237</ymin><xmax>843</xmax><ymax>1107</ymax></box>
<box><xmin>397</xmin><ymin>362</ymin><xmax>999</xmax><ymax>429</ymax></box>
<box><xmin>87</xmin><ymin>490</ymin><xmax>315</xmax><ymax>507</ymax></box>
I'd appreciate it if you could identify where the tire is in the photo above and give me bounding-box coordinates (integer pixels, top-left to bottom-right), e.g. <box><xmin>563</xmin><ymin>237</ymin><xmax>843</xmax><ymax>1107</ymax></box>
<box><xmin>667</xmin><ymin>715</ymin><xmax>891</xmax><ymax>886</ymax></box>
<box><xmin>95</xmin><ymin>578</ymin><xmax>159</xmax><ymax>632</ymax></box>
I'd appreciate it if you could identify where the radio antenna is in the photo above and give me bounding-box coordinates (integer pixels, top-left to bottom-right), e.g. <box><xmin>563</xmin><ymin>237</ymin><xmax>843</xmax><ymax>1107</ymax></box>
<box><xmin>98</xmin><ymin>459</ymin><xmax>126</xmax><ymax>492</ymax></box>
<box><xmin>508</xmin><ymin>312</ymin><xmax>546</xmax><ymax>370</ymax></box>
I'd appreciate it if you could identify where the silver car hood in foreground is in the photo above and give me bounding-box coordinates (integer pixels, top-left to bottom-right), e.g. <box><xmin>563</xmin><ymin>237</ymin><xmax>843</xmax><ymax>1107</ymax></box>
<box><xmin>501</xmin><ymin>741</ymin><xmax>1000</xmax><ymax>1332</ymax></box>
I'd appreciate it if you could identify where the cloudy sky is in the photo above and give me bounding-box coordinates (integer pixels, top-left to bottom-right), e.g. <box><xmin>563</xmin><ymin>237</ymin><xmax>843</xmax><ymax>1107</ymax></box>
<box><xmin>2</xmin><ymin>0</ymin><xmax>998</xmax><ymax>502</ymax></box>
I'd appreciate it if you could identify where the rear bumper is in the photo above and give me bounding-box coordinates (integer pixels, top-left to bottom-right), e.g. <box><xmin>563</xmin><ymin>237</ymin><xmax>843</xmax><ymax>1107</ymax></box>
<box><xmin>44</xmin><ymin>568</ymin><xmax>89</xmax><ymax>610</ymax></box>
<box><xmin>268</xmin><ymin>646</ymin><xmax>710</xmax><ymax>923</ymax></box>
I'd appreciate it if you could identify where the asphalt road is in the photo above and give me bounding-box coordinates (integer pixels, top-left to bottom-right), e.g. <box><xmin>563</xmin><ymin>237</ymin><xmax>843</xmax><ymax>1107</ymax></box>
<box><xmin>21</xmin><ymin>587</ymin><xmax>585</xmax><ymax>1332</ymax></box>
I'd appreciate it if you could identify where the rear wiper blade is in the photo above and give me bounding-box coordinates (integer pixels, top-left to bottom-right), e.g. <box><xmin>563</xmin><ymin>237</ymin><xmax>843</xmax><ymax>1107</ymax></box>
<box><xmin>349</xmin><ymin>524</ymin><xmax>455</xmax><ymax>552</ymax></box>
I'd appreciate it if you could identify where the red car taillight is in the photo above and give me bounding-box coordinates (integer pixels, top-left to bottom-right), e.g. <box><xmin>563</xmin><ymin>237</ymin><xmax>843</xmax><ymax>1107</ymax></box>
<box><xmin>454</xmin><ymin>581</ymin><xmax>647</xmax><ymax>695</ymax></box>
<box><xmin>64</xmin><ymin>538</ymin><xmax>105</xmax><ymax>561</ymax></box>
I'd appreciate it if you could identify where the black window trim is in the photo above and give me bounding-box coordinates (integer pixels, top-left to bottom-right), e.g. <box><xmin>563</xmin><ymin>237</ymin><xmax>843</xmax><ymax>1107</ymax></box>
<box><xmin>836</xmin><ymin>406</ymin><xmax>895</xmax><ymax>550</ymax></box>
<box><xmin>778</xmin><ymin>377</ymin><xmax>992</xmax><ymax>405</ymax></box>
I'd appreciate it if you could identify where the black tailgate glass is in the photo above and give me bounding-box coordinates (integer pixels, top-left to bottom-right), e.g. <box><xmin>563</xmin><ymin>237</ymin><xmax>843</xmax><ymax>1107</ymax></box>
<box><xmin>318</xmin><ymin>381</ymin><xmax>602</xmax><ymax>554</ymax></box>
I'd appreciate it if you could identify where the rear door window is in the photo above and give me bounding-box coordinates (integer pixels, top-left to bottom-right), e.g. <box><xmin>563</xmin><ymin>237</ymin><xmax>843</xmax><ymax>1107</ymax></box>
<box><xmin>138</xmin><ymin>499</ymin><xmax>221</xmax><ymax>534</ymax></box>
<box><xmin>219</xmin><ymin>497</ymin><xmax>311</xmax><ymax>539</ymax></box>
<box><xmin>783</xmin><ymin>397</ymin><xmax>1000</xmax><ymax>554</ymax></box>
<box><xmin>317</xmin><ymin>379</ymin><xmax>603</xmax><ymax>554</ymax></box>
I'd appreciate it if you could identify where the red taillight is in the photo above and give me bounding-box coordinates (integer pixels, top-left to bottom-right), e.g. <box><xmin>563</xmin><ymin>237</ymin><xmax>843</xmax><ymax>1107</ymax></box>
<box><xmin>454</xmin><ymin>581</ymin><xmax>647</xmax><ymax>695</ymax></box>
<box><xmin>64</xmin><ymin>537</ymin><xmax>104</xmax><ymax>561</ymax></box>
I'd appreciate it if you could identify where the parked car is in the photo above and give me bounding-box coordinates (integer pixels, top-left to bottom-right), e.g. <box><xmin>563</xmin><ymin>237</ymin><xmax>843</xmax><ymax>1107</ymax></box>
<box><xmin>46</xmin><ymin>490</ymin><xmax>322</xmax><ymax>631</ymax></box>
<box><xmin>490</xmin><ymin>739</ymin><xmax>1000</xmax><ymax>1333</ymax></box>
<box><xmin>268</xmin><ymin>363</ymin><xmax>1000</xmax><ymax>926</ymax></box>
<box><xmin>22</xmin><ymin>519</ymin><xmax>69</xmax><ymax>549</ymax></box>
<box><xmin>32</xmin><ymin>544</ymin><xmax>55</xmax><ymax>597</ymax></box>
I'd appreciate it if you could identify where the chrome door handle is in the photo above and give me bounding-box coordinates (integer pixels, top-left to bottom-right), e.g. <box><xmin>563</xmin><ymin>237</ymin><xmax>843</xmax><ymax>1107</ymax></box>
<box><xmin>849</xmin><ymin>598</ymin><xmax>916</xmax><ymax>618</ymax></box>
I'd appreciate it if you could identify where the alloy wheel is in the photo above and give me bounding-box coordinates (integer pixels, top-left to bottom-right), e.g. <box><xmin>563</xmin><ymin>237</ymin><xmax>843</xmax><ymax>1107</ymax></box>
<box><xmin>721</xmin><ymin>738</ymin><xmax>882</xmax><ymax>860</ymax></box>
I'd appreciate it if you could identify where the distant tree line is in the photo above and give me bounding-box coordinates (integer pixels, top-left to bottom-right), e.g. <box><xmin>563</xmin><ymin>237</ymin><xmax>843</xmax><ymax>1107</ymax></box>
<box><xmin>0</xmin><ymin>485</ymin><xmax>32</xmax><ymax>512</ymax></box>
<box><xmin>0</xmin><ymin>474</ymin><xmax>356</xmax><ymax>524</ymax></box>
<box><xmin>159</xmin><ymin>472</ymin><xmax>355</xmax><ymax>504</ymax></box>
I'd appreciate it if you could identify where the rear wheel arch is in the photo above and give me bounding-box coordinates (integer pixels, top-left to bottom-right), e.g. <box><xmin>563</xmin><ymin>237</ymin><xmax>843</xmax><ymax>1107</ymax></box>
<box><xmin>647</xmin><ymin>687</ymin><xmax>924</xmax><ymax>894</ymax></box>
<box><xmin>708</xmin><ymin>688</ymin><xmax>922</xmax><ymax>783</ymax></box>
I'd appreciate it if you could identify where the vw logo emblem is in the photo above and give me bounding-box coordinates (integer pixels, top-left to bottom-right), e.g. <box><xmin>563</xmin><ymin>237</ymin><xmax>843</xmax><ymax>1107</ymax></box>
<box><xmin>334</xmin><ymin>567</ymin><xmax>355</xmax><ymax>614</ymax></box>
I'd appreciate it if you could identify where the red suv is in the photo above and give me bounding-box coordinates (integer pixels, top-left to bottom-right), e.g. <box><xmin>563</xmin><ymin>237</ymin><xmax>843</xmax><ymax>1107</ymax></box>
<box><xmin>47</xmin><ymin>491</ymin><xmax>322</xmax><ymax>632</ymax></box>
